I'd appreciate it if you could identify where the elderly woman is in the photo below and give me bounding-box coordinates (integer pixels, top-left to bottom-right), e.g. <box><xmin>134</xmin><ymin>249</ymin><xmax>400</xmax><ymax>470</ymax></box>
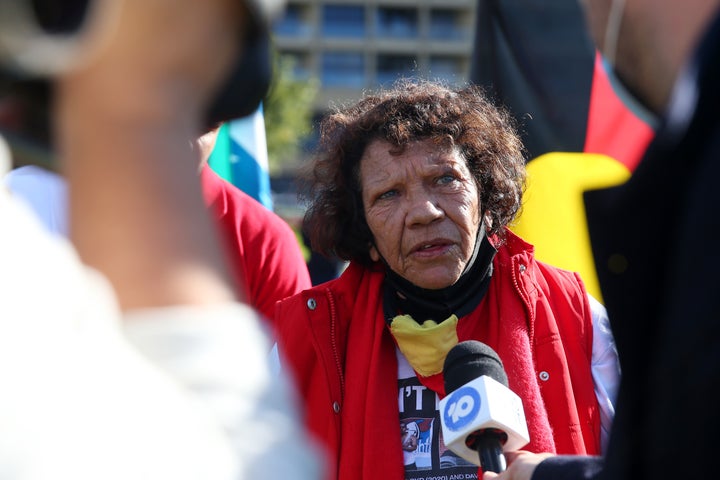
<box><xmin>274</xmin><ymin>80</ymin><xmax>619</xmax><ymax>480</ymax></box>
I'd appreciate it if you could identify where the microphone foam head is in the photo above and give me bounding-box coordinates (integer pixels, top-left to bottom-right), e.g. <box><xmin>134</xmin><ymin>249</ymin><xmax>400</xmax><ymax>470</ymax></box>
<box><xmin>443</xmin><ymin>340</ymin><xmax>508</xmax><ymax>393</ymax></box>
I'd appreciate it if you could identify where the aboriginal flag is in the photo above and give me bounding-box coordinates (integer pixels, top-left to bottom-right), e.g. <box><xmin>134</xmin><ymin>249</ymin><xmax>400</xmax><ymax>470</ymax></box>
<box><xmin>470</xmin><ymin>0</ymin><xmax>655</xmax><ymax>300</ymax></box>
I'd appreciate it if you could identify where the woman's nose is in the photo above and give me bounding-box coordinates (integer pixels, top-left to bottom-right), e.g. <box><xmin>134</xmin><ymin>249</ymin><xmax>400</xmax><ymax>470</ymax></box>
<box><xmin>405</xmin><ymin>194</ymin><xmax>444</xmax><ymax>226</ymax></box>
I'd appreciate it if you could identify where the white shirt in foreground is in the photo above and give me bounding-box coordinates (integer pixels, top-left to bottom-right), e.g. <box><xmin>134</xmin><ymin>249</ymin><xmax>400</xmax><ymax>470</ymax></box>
<box><xmin>0</xmin><ymin>136</ymin><xmax>323</xmax><ymax>480</ymax></box>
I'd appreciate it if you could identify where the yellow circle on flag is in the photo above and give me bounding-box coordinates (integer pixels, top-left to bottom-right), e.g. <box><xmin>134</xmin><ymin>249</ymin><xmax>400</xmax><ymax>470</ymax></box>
<box><xmin>510</xmin><ymin>152</ymin><xmax>631</xmax><ymax>301</ymax></box>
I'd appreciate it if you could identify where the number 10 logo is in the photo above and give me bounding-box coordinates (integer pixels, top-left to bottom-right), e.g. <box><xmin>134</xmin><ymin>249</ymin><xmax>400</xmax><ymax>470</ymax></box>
<box><xmin>443</xmin><ymin>386</ymin><xmax>481</xmax><ymax>430</ymax></box>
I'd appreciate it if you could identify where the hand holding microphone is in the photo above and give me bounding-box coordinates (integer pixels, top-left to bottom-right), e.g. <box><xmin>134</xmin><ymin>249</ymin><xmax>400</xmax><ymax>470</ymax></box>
<box><xmin>481</xmin><ymin>451</ymin><xmax>554</xmax><ymax>480</ymax></box>
<box><xmin>439</xmin><ymin>340</ymin><xmax>530</xmax><ymax>473</ymax></box>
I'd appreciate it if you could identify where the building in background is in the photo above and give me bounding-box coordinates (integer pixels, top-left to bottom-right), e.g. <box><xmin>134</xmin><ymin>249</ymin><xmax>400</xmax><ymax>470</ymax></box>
<box><xmin>271</xmin><ymin>0</ymin><xmax>476</xmax><ymax>114</ymax></box>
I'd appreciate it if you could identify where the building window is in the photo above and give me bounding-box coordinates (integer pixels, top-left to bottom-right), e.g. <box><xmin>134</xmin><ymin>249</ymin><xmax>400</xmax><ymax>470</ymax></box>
<box><xmin>375</xmin><ymin>7</ymin><xmax>418</xmax><ymax>39</ymax></box>
<box><xmin>321</xmin><ymin>52</ymin><xmax>365</xmax><ymax>87</ymax></box>
<box><xmin>376</xmin><ymin>54</ymin><xmax>417</xmax><ymax>87</ymax></box>
<box><xmin>322</xmin><ymin>4</ymin><xmax>365</xmax><ymax>38</ymax></box>
<box><xmin>429</xmin><ymin>9</ymin><xmax>465</xmax><ymax>41</ymax></box>
<box><xmin>273</xmin><ymin>3</ymin><xmax>312</xmax><ymax>37</ymax></box>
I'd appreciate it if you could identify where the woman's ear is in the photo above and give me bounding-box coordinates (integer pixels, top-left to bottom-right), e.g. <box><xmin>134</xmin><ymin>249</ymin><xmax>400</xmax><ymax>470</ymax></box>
<box><xmin>484</xmin><ymin>213</ymin><xmax>493</xmax><ymax>231</ymax></box>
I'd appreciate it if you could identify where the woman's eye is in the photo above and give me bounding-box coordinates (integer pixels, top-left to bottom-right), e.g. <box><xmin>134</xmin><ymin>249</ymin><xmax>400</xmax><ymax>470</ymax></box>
<box><xmin>378</xmin><ymin>189</ymin><xmax>398</xmax><ymax>200</ymax></box>
<box><xmin>437</xmin><ymin>174</ymin><xmax>457</xmax><ymax>185</ymax></box>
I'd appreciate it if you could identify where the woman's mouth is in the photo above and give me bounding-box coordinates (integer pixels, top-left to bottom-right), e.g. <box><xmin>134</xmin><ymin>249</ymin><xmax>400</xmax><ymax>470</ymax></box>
<box><xmin>411</xmin><ymin>240</ymin><xmax>452</xmax><ymax>257</ymax></box>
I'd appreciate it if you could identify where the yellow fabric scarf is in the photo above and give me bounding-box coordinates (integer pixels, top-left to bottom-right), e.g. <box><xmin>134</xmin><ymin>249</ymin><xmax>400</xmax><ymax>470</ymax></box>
<box><xmin>389</xmin><ymin>314</ymin><xmax>459</xmax><ymax>377</ymax></box>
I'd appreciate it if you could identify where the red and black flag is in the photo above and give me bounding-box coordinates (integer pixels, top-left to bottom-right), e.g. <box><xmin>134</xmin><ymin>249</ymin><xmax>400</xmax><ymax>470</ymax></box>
<box><xmin>470</xmin><ymin>0</ymin><xmax>655</xmax><ymax>299</ymax></box>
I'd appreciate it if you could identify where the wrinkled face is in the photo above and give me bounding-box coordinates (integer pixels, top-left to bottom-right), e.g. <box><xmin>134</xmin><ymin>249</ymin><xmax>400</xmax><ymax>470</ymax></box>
<box><xmin>360</xmin><ymin>138</ymin><xmax>482</xmax><ymax>290</ymax></box>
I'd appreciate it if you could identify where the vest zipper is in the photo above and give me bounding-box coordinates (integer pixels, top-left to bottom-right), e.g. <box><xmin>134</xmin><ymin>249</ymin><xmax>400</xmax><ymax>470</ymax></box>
<box><xmin>326</xmin><ymin>287</ymin><xmax>345</xmax><ymax>402</ymax></box>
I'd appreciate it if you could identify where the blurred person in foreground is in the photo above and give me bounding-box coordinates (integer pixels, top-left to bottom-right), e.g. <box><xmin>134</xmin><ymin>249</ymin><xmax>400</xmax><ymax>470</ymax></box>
<box><xmin>483</xmin><ymin>0</ymin><xmax>720</xmax><ymax>479</ymax></box>
<box><xmin>0</xmin><ymin>0</ymin><xmax>322</xmax><ymax>478</ymax></box>
<box><xmin>2</xmin><ymin>126</ymin><xmax>312</xmax><ymax>324</ymax></box>
<box><xmin>1</xmin><ymin>1</ymin><xmax>311</xmax><ymax>325</ymax></box>
<box><xmin>273</xmin><ymin>78</ymin><xmax>620</xmax><ymax>480</ymax></box>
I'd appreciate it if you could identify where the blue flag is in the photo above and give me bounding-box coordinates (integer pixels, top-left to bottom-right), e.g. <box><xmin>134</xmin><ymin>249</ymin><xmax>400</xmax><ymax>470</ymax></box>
<box><xmin>208</xmin><ymin>105</ymin><xmax>273</xmax><ymax>211</ymax></box>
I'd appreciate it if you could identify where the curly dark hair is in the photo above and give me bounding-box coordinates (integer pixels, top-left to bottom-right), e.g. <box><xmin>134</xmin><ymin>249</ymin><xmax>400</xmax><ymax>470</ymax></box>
<box><xmin>300</xmin><ymin>79</ymin><xmax>527</xmax><ymax>266</ymax></box>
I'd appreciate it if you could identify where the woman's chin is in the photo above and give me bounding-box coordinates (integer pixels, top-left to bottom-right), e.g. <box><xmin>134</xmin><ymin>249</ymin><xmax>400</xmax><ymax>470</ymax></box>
<box><xmin>405</xmin><ymin>269</ymin><xmax>461</xmax><ymax>290</ymax></box>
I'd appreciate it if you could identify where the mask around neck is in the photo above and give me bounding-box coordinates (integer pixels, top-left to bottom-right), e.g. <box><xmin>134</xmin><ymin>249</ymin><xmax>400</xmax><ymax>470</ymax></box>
<box><xmin>381</xmin><ymin>222</ymin><xmax>496</xmax><ymax>323</ymax></box>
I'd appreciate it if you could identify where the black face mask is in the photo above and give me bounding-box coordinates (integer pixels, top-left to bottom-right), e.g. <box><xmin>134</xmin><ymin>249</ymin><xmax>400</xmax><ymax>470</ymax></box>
<box><xmin>0</xmin><ymin>0</ymin><xmax>272</xmax><ymax>142</ymax></box>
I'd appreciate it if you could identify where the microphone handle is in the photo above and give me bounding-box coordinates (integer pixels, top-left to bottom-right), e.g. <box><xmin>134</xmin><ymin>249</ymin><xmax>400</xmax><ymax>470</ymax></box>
<box><xmin>468</xmin><ymin>430</ymin><xmax>507</xmax><ymax>473</ymax></box>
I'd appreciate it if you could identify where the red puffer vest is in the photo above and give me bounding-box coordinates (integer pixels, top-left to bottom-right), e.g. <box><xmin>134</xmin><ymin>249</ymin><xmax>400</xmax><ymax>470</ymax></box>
<box><xmin>275</xmin><ymin>229</ymin><xmax>600</xmax><ymax>480</ymax></box>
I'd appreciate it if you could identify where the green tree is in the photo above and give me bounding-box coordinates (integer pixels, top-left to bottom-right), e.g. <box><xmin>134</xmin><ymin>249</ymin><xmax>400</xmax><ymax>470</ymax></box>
<box><xmin>263</xmin><ymin>54</ymin><xmax>319</xmax><ymax>175</ymax></box>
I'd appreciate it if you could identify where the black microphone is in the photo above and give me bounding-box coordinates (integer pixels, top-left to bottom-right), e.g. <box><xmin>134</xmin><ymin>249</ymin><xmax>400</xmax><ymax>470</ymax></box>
<box><xmin>439</xmin><ymin>340</ymin><xmax>529</xmax><ymax>473</ymax></box>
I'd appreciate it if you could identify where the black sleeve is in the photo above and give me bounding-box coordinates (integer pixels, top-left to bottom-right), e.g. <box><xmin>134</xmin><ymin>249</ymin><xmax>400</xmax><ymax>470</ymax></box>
<box><xmin>531</xmin><ymin>456</ymin><xmax>603</xmax><ymax>480</ymax></box>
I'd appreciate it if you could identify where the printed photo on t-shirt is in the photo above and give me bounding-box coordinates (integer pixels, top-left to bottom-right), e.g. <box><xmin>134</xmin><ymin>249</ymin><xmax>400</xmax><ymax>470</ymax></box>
<box><xmin>398</xmin><ymin>373</ymin><xmax>478</xmax><ymax>480</ymax></box>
